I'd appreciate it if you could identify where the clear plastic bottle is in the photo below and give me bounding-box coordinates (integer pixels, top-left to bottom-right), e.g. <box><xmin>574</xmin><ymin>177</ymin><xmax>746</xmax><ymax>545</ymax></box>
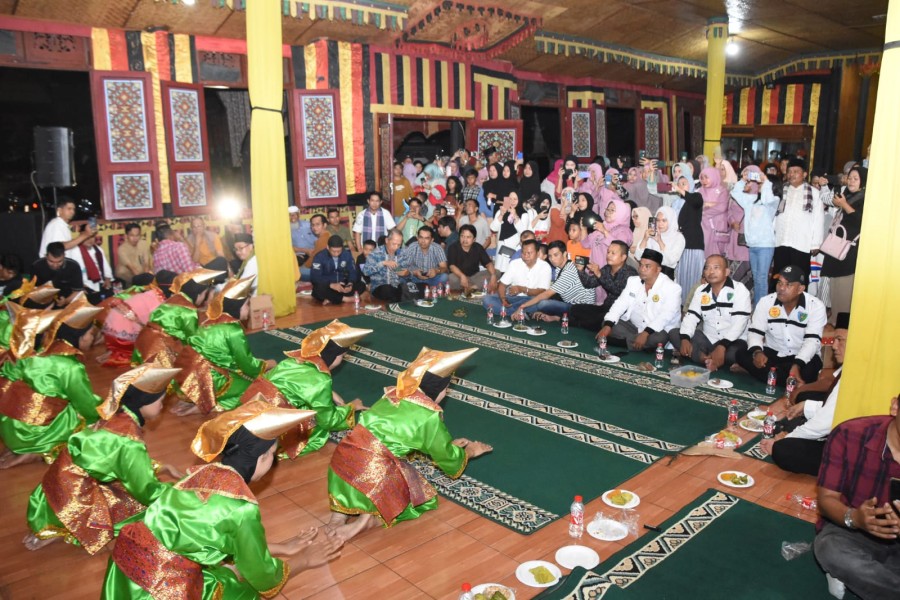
<box><xmin>445</xmin><ymin>282</ymin><xmax>451</xmax><ymax>298</ymax></box>
<box><xmin>786</xmin><ymin>493</ymin><xmax>817</xmax><ymax>511</ymax></box>
<box><xmin>763</xmin><ymin>409</ymin><xmax>776</xmax><ymax>439</ymax></box>
<box><xmin>654</xmin><ymin>343</ymin><xmax>665</xmax><ymax>369</ymax></box>
<box><xmin>424</xmin><ymin>285</ymin><xmax>431</xmax><ymax>302</ymax></box>
<box><xmin>598</xmin><ymin>336</ymin><xmax>609</xmax><ymax>360</ymax></box>
<box><xmin>486</xmin><ymin>306</ymin><xmax>494</xmax><ymax>325</ymax></box>
<box><xmin>728</xmin><ymin>399</ymin><xmax>739</xmax><ymax>428</ymax></box>
<box><xmin>459</xmin><ymin>582</ymin><xmax>474</xmax><ymax>600</ymax></box>
<box><xmin>482</xmin><ymin>277</ymin><xmax>489</xmax><ymax>295</ymax></box>
<box><xmin>568</xmin><ymin>495</ymin><xmax>584</xmax><ymax>540</ymax></box>
<box><xmin>262</xmin><ymin>310</ymin><xmax>271</xmax><ymax>331</ymax></box>
<box><xmin>785</xmin><ymin>376</ymin><xmax>798</xmax><ymax>397</ymax></box>
<box><xmin>766</xmin><ymin>367</ymin><xmax>777</xmax><ymax>395</ymax></box>
<box><xmin>353</xmin><ymin>291</ymin><xmax>360</xmax><ymax>312</ymax></box>
<box><xmin>500</xmin><ymin>306</ymin><xmax>507</xmax><ymax>322</ymax></box>
<box><xmin>561</xmin><ymin>313</ymin><xmax>569</xmax><ymax>335</ymax></box>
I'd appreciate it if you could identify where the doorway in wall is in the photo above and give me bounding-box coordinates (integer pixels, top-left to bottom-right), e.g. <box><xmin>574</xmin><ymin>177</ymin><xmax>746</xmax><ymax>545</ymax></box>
<box><xmin>606</xmin><ymin>107</ymin><xmax>636</xmax><ymax>162</ymax></box>
<box><xmin>520</xmin><ymin>105</ymin><xmax>560</xmax><ymax>180</ymax></box>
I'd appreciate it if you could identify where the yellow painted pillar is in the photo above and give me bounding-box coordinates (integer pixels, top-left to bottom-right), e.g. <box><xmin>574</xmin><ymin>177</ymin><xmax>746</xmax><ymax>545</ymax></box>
<box><xmin>703</xmin><ymin>16</ymin><xmax>728</xmax><ymax>162</ymax></box>
<box><xmin>246</xmin><ymin>0</ymin><xmax>296</xmax><ymax>317</ymax></box>
<box><xmin>834</xmin><ymin>2</ymin><xmax>900</xmax><ymax>424</ymax></box>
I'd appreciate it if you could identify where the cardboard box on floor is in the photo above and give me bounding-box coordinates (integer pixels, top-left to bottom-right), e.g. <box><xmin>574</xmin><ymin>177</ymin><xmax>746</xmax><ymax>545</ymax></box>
<box><xmin>248</xmin><ymin>294</ymin><xmax>273</xmax><ymax>330</ymax></box>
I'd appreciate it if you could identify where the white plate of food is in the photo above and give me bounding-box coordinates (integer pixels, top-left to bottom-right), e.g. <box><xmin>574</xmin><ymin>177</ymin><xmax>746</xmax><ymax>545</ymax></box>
<box><xmin>739</xmin><ymin>417</ymin><xmax>764</xmax><ymax>433</ymax></box>
<box><xmin>416</xmin><ymin>300</ymin><xmax>435</xmax><ymax>308</ymax></box>
<box><xmin>717</xmin><ymin>471</ymin><xmax>754</xmax><ymax>488</ymax></box>
<box><xmin>515</xmin><ymin>560</ymin><xmax>561</xmax><ymax>588</ymax></box>
<box><xmin>471</xmin><ymin>583</ymin><xmax>515</xmax><ymax>600</ymax></box>
<box><xmin>707</xmin><ymin>429</ymin><xmax>743</xmax><ymax>448</ymax></box>
<box><xmin>364</xmin><ymin>304</ymin><xmax>381</xmax><ymax>311</ymax></box>
<box><xmin>555</xmin><ymin>545</ymin><xmax>600</xmax><ymax>570</ymax></box>
<box><xmin>526</xmin><ymin>326</ymin><xmax>547</xmax><ymax>336</ymax></box>
<box><xmin>601</xmin><ymin>489</ymin><xmax>640</xmax><ymax>509</ymax></box>
<box><xmin>586</xmin><ymin>518</ymin><xmax>629</xmax><ymax>541</ymax></box>
<box><xmin>707</xmin><ymin>378</ymin><xmax>734</xmax><ymax>389</ymax></box>
<box><xmin>493</xmin><ymin>320</ymin><xmax>512</xmax><ymax>328</ymax></box>
<box><xmin>597</xmin><ymin>354</ymin><xmax>621</xmax><ymax>364</ymax></box>
<box><xmin>557</xmin><ymin>340</ymin><xmax>579</xmax><ymax>349</ymax></box>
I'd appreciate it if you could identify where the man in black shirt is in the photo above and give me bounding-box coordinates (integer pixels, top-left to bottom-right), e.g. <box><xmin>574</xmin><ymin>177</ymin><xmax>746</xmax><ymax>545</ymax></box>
<box><xmin>31</xmin><ymin>241</ymin><xmax>83</xmax><ymax>306</ymax></box>
<box><xmin>569</xmin><ymin>240</ymin><xmax>637</xmax><ymax>332</ymax></box>
<box><xmin>447</xmin><ymin>224</ymin><xmax>496</xmax><ymax>293</ymax></box>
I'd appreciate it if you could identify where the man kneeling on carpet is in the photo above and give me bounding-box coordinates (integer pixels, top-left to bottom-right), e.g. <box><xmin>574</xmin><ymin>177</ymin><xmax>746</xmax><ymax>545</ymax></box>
<box><xmin>326</xmin><ymin>347</ymin><xmax>492</xmax><ymax>541</ymax></box>
<box><xmin>310</xmin><ymin>235</ymin><xmax>366</xmax><ymax>305</ymax></box>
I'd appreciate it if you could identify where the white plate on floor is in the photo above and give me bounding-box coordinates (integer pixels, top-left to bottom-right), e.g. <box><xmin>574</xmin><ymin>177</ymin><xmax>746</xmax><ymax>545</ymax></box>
<box><xmin>515</xmin><ymin>560</ymin><xmax>561</xmax><ymax>588</ymax></box>
<box><xmin>364</xmin><ymin>304</ymin><xmax>381</xmax><ymax>311</ymax></box>
<box><xmin>493</xmin><ymin>320</ymin><xmax>512</xmax><ymax>328</ymax></box>
<box><xmin>555</xmin><ymin>545</ymin><xmax>600</xmax><ymax>570</ymax></box>
<box><xmin>587</xmin><ymin>518</ymin><xmax>629</xmax><ymax>541</ymax></box>
<box><xmin>298</xmin><ymin>289</ymin><xmax>312</xmax><ymax>296</ymax></box>
<box><xmin>597</xmin><ymin>354</ymin><xmax>621</xmax><ymax>364</ymax></box>
<box><xmin>416</xmin><ymin>300</ymin><xmax>434</xmax><ymax>308</ymax></box>
<box><xmin>470</xmin><ymin>291</ymin><xmax>485</xmax><ymax>298</ymax></box>
<box><xmin>717</xmin><ymin>471</ymin><xmax>755</xmax><ymax>488</ymax></box>
<box><xmin>739</xmin><ymin>417</ymin><xmax>764</xmax><ymax>433</ymax></box>
<box><xmin>526</xmin><ymin>327</ymin><xmax>547</xmax><ymax>336</ymax></box>
<box><xmin>602</xmin><ymin>489</ymin><xmax>640</xmax><ymax>509</ymax></box>
<box><xmin>708</xmin><ymin>378</ymin><xmax>734</xmax><ymax>389</ymax></box>
<box><xmin>471</xmin><ymin>583</ymin><xmax>516</xmax><ymax>600</ymax></box>
<box><xmin>557</xmin><ymin>340</ymin><xmax>579</xmax><ymax>348</ymax></box>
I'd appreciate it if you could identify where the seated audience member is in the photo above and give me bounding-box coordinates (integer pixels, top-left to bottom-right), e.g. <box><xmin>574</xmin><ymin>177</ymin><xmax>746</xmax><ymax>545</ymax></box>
<box><xmin>32</xmin><ymin>241</ymin><xmax>83</xmax><ymax>307</ymax></box>
<box><xmin>362</xmin><ymin>229</ymin><xmax>409</xmax><ymax>302</ymax></box>
<box><xmin>71</xmin><ymin>226</ymin><xmax>114</xmax><ymax>304</ymax></box>
<box><xmin>353</xmin><ymin>192</ymin><xmax>396</xmax><ymax>253</ymax></box>
<box><xmin>0</xmin><ymin>254</ymin><xmax>26</xmax><ymax>297</ymax></box>
<box><xmin>152</xmin><ymin>225</ymin><xmax>199</xmax><ymax>274</ymax></box>
<box><xmin>290</xmin><ymin>205</ymin><xmax>317</xmax><ymax>266</ymax></box>
<box><xmin>186</xmin><ymin>217</ymin><xmax>225</xmax><ymax>268</ymax></box>
<box><xmin>311</xmin><ymin>235</ymin><xmax>365</xmax><ymax>305</ymax></box>
<box><xmin>761</xmin><ymin>312</ymin><xmax>849</xmax><ymax>476</ymax></box>
<box><xmin>735</xmin><ymin>265</ymin><xmax>826</xmax><ymax>385</ymax></box>
<box><xmin>457</xmin><ymin>198</ymin><xmax>493</xmax><ymax>248</ymax></box>
<box><xmin>437</xmin><ymin>216</ymin><xmax>458</xmax><ymax>249</ymax></box>
<box><xmin>596</xmin><ymin>249</ymin><xmax>682</xmax><ymax>352</ymax></box>
<box><xmin>220</xmin><ymin>218</ymin><xmax>245</xmax><ymax>273</ymax></box>
<box><xmin>570</xmin><ymin>241</ymin><xmax>637</xmax><ymax>332</ymax></box>
<box><xmin>401</xmin><ymin>226</ymin><xmax>448</xmax><ymax>288</ymax></box>
<box><xmin>447</xmin><ymin>224</ymin><xmax>496</xmax><ymax>293</ymax></box>
<box><xmin>566</xmin><ymin>219</ymin><xmax>591</xmax><ymax>263</ymax></box>
<box><xmin>115</xmin><ymin>223</ymin><xmax>153</xmax><ymax>287</ymax></box>
<box><xmin>232</xmin><ymin>233</ymin><xmax>259</xmax><ymax>296</ymax></box>
<box><xmin>513</xmin><ymin>240</ymin><xmax>595</xmax><ymax>320</ymax></box>
<box><xmin>671</xmin><ymin>254</ymin><xmax>751</xmax><ymax>370</ymax></box>
<box><xmin>812</xmin><ymin>393</ymin><xmax>900</xmax><ymax>599</ymax></box>
<box><xmin>430</xmin><ymin>205</ymin><xmax>449</xmax><ymax>232</ymax></box>
<box><xmin>482</xmin><ymin>239</ymin><xmax>551</xmax><ymax>314</ymax></box>
<box><xmin>634</xmin><ymin>206</ymin><xmax>685</xmax><ymax>279</ymax></box>
<box><xmin>300</xmin><ymin>214</ymin><xmax>330</xmax><ymax>282</ymax></box>
<box><xmin>356</xmin><ymin>240</ymin><xmax>376</xmax><ymax>285</ymax></box>
<box><xmin>326</xmin><ymin>207</ymin><xmax>355</xmax><ymax>251</ymax></box>
<box><xmin>396</xmin><ymin>197</ymin><xmax>427</xmax><ymax>244</ymax></box>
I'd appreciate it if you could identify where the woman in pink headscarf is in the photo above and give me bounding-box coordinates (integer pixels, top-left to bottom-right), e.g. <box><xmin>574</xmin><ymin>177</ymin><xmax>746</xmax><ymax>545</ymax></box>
<box><xmin>623</xmin><ymin>166</ymin><xmax>661</xmax><ymax>213</ymax></box>
<box><xmin>717</xmin><ymin>158</ymin><xmax>739</xmax><ymax>187</ymax></box>
<box><xmin>582</xmin><ymin>197</ymin><xmax>634</xmax><ymax>303</ymax></box>
<box><xmin>541</xmin><ymin>159</ymin><xmax>564</xmax><ymax>203</ymax></box>
<box><xmin>577</xmin><ymin>163</ymin><xmax>604</xmax><ymax>199</ymax></box>
<box><xmin>699</xmin><ymin>167</ymin><xmax>731</xmax><ymax>257</ymax></box>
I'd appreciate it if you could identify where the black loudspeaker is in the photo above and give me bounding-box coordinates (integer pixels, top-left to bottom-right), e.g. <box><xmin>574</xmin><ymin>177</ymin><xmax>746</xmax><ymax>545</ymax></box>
<box><xmin>33</xmin><ymin>126</ymin><xmax>75</xmax><ymax>188</ymax></box>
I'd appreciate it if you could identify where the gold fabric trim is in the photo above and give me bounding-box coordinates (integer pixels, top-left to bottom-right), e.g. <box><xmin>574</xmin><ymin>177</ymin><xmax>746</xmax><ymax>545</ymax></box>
<box><xmin>297</xmin><ymin>319</ymin><xmax>371</xmax><ymax>359</ymax></box>
<box><xmin>395</xmin><ymin>347</ymin><xmax>476</xmax><ymax>397</ymax></box>
<box><xmin>175</xmin><ymin>463</ymin><xmax>258</xmax><ymax>504</ymax></box>
<box><xmin>259</xmin><ymin>562</ymin><xmax>289</xmax><ymax>599</ymax></box>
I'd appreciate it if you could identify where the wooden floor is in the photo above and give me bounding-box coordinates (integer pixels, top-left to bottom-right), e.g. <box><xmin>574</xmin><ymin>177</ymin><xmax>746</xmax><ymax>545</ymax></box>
<box><xmin>0</xmin><ymin>296</ymin><xmax>819</xmax><ymax>599</ymax></box>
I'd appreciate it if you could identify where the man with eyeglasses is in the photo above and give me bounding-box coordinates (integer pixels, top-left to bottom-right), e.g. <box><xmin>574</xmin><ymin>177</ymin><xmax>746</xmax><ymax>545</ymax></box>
<box><xmin>401</xmin><ymin>226</ymin><xmax>448</xmax><ymax>288</ymax></box>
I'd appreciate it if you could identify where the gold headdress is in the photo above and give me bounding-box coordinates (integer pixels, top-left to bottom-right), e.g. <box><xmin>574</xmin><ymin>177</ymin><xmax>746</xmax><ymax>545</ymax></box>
<box><xmin>170</xmin><ymin>268</ymin><xmax>224</xmax><ymax>295</ymax></box>
<box><xmin>11</xmin><ymin>280</ymin><xmax>59</xmax><ymax>306</ymax></box>
<box><xmin>41</xmin><ymin>294</ymin><xmax>103</xmax><ymax>349</ymax></box>
<box><xmin>97</xmin><ymin>363</ymin><xmax>181</xmax><ymax>420</ymax></box>
<box><xmin>395</xmin><ymin>346</ymin><xmax>477</xmax><ymax>397</ymax></box>
<box><xmin>190</xmin><ymin>397</ymin><xmax>316</xmax><ymax>462</ymax></box>
<box><xmin>8</xmin><ymin>306</ymin><xmax>59</xmax><ymax>359</ymax></box>
<box><xmin>287</xmin><ymin>319</ymin><xmax>372</xmax><ymax>360</ymax></box>
<box><xmin>206</xmin><ymin>275</ymin><xmax>255</xmax><ymax>320</ymax></box>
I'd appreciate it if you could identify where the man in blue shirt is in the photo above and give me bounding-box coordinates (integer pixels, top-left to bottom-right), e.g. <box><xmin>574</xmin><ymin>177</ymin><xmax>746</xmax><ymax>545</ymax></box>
<box><xmin>290</xmin><ymin>206</ymin><xmax>319</xmax><ymax>267</ymax></box>
<box><xmin>310</xmin><ymin>235</ymin><xmax>365</xmax><ymax>305</ymax></box>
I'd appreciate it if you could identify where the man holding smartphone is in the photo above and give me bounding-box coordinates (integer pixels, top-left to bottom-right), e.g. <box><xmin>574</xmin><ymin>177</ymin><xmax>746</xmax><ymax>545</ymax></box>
<box><xmin>814</xmin><ymin>392</ymin><xmax>900</xmax><ymax>598</ymax></box>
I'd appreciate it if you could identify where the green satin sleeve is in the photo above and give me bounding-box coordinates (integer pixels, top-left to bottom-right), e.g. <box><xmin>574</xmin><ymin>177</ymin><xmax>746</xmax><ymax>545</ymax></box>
<box><xmin>0</xmin><ymin>406</ymin><xmax>80</xmax><ymax>455</ymax></box>
<box><xmin>188</xmin><ymin>323</ymin><xmax>263</xmax><ymax>378</ymax></box>
<box><xmin>10</xmin><ymin>355</ymin><xmax>100</xmax><ymax>424</ymax></box>
<box><xmin>148</xmin><ymin>302</ymin><xmax>197</xmax><ymax>343</ymax></box>
<box><xmin>266</xmin><ymin>360</ymin><xmax>352</xmax><ymax>430</ymax></box>
<box><xmin>69</xmin><ymin>428</ymin><xmax>168</xmax><ymax>506</ymax></box>
<box><xmin>223</xmin><ymin>323</ymin><xmax>265</xmax><ymax>378</ymax></box>
<box><xmin>0</xmin><ymin>308</ymin><xmax>11</xmax><ymax>349</ymax></box>
<box><xmin>225</xmin><ymin>503</ymin><xmax>288</xmax><ymax>595</ymax></box>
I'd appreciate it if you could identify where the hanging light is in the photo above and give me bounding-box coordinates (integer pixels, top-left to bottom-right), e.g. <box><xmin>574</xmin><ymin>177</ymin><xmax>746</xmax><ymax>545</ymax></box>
<box><xmin>726</xmin><ymin>37</ymin><xmax>739</xmax><ymax>56</ymax></box>
<box><xmin>182</xmin><ymin>0</ymin><xmax>197</xmax><ymax>6</ymax></box>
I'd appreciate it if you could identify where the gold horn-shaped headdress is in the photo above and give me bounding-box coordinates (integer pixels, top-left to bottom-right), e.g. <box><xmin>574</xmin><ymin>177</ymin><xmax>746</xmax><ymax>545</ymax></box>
<box><xmin>97</xmin><ymin>363</ymin><xmax>182</xmax><ymax>420</ymax></box>
<box><xmin>206</xmin><ymin>275</ymin><xmax>255</xmax><ymax>320</ymax></box>
<box><xmin>5</xmin><ymin>276</ymin><xmax>37</xmax><ymax>301</ymax></box>
<box><xmin>170</xmin><ymin>268</ymin><xmax>224</xmax><ymax>295</ymax></box>
<box><xmin>8</xmin><ymin>306</ymin><xmax>59</xmax><ymax>359</ymax></box>
<box><xmin>395</xmin><ymin>346</ymin><xmax>477</xmax><ymax>397</ymax></box>
<box><xmin>190</xmin><ymin>397</ymin><xmax>316</xmax><ymax>462</ymax></box>
<box><xmin>41</xmin><ymin>294</ymin><xmax>103</xmax><ymax>349</ymax></box>
<box><xmin>13</xmin><ymin>281</ymin><xmax>59</xmax><ymax>306</ymax></box>
<box><xmin>286</xmin><ymin>319</ymin><xmax>372</xmax><ymax>361</ymax></box>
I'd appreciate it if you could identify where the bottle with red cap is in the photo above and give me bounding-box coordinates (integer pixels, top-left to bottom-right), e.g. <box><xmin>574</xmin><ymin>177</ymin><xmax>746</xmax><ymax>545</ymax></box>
<box><xmin>459</xmin><ymin>582</ymin><xmax>474</xmax><ymax>600</ymax></box>
<box><xmin>569</xmin><ymin>495</ymin><xmax>584</xmax><ymax>539</ymax></box>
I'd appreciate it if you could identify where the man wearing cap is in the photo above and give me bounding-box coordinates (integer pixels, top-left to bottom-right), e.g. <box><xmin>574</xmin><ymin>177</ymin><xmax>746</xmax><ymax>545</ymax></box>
<box><xmin>596</xmin><ymin>249</ymin><xmax>683</xmax><ymax>352</ymax></box>
<box><xmin>310</xmin><ymin>235</ymin><xmax>364</xmax><ymax>305</ymax></box>
<box><xmin>735</xmin><ymin>265</ymin><xmax>827</xmax><ymax>385</ymax></box>
<box><xmin>671</xmin><ymin>254</ymin><xmax>752</xmax><ymax>370</ymax></box>
<box><xmin>772</xmin><ymin>157</ymin><xmax>826</xmax><ymax>284</ymax></box>
<box><xmin>760</xmin><ymin>312</ymin><xmax>850</xmax><ymax>476</ymax></box>
<box><xmin>327</xmin><ymin>347</ymin><xmax>492</xmax><ymax>541</ymax></box>
<box><xmin>352</xmin><ymin>192</ymin><xmax>396</xmax><ymax>253</ymax></box>
<box><xmin>289</xmin><ymin>205</ymin><xmax>317</xmax><ymax>267</ymax></box>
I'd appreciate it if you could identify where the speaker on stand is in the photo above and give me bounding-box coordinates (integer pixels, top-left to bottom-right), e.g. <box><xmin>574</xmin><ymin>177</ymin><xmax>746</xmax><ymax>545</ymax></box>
<box><xmin>33</xmin><ymin>126</ymin><xmax>76</xmax><ymax>203</ymax></box>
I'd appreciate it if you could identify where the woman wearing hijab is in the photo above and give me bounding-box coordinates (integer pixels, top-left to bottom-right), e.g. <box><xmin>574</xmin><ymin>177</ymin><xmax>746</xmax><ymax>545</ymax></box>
<box><xmin>717</xmin><ymin>158</ymin><xmax>739</xmax><ymax>187</ymax></box>
<box><xmin>629</xmin><ymin>206</ymin><xmax>652</xmax><ymax>263</ymax></box>
<box><xmin>421</xmin><ymin>163</ymin><xmax>447</xmax><ymax>208</ymax></box>
<box><xmin>102</xmin><ymin>400</ymin><xmax>340</xmax><ymax>599</ymax></box>
<box><xmin>699</xmin><ymin>167</ymin><xmax>732</xmax><ymax>257</ymax></box>
<box><xmin>444</xmin><ymin>174</ymin><xmax>463</xmax><ymax>217</ymax></box>
<box><xmin>480</xmin><ymin>163</ymin><xmax>503</xmax><ymax>217</ymax></box>
<box><xmin>0</xmin><ymin>299</ymin><xmax>103</xmax><ymax>469</ymax></box>
<box><xmin>541</xmin><ymin>158</ymin><xmax>564</xmax><ymax>203</ymax></box>
<box><xmin>579</xmin><ymin>163</ymin><xmax>604</xmax><ymax>199</ymax></box>
<box><xmin>635</xmin><ymin>206</ymin><xmax>685</xmax><ymax>279</ymax></box>
<box><xmin>582</xmin><ymin>197</ymin><xmax>634</xmax><ymax>304</ymax></box>
<box><xmin>24</xmin><ymin>364</ymin><xmax>181</xmax><ymax>553</ymax></box>
<box><xmin>821</xmin><ymin>166</ymin><xmax>867</xmax><ymax>320</ymax></box>
<box><xmin>240</xmin><ymin>320</ymin><xmax>371</xmax><ymax>458</ymax></box>
<box><xmin>731</xmin><ymin>165</ymin><xmax>778</xmax><ymax>306</ymax></box>
<box><xmin>497</xmin><ymin>160</ymin><xmax>520</xmax><ymax>200</ymax></box>
<box><xmin>326</xmin><ymin>347</ymin><xmax>491</xmax><ymax>541</ymax></box>
<box><xmin>673</xmin><ymin>171</ymin><xmax>705</xmax><ymax>302</ymax></box>
<box><xmin>623</xmin><ymin>166</ymin><xmax>662</xmax><ymax>213</ymax></box>
<box><xmin>490</xmin><ymin>191</ymin><xmax>531</xmax><ymax>272</ymax></box>
<box><xmin>669</xmin><ymin>162</ymin><xmax>694</xmax><ymax>214</ymax></box>
<box><xmin>519</xmin><ymin>160</ymin><xmax>542</xmax><ymax>204</ymax></box>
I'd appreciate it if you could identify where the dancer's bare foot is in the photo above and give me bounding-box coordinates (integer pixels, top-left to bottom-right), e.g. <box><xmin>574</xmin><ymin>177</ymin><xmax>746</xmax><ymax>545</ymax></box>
<box><xmin>170</xmin><ymin>401</ymin><xmax>200</xmax><ymax>416</ymax></box>
<box><xmin>322</xmin><ymin>512</ymin><xmax>348</xmax><ymax>535</ymax></box>
<box><xmin>333</xmin><ymin>513</ymin><xmax>378</xmax><ymax>542</ymax></box>
<box><xmin>23</xmin><ymin>533</ymin><xmax>61</xmax><ymax>551</ymax></box>
<box><xmin>0</xmin><ymin>451</ymin><xmax>42</xmax><ymax>469</ymax></box>
<box><xmin>284</xmin><ymin>529</ymin><xmax>343</xmax><ymax>571</ymax></box>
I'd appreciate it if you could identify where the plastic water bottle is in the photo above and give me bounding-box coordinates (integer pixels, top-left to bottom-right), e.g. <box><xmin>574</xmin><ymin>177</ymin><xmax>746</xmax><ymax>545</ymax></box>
<box><xmin>459</xmin><ymin>583</ymin><xmax>474</xmax><ymax>600</ymax></box>
<box><xmin>500</xmin><ymin>306</ymin><xmax>507</xmax><ymax>322</ymax></box>
<box><xmin>445</xmin><ymin>282</ymin><xmax>451</xmax><ymax>298</ymax></box>
<box><xmin>486</xmin><ymin>306</ymin><xmax>494</xmax><ymax>325</ymax></box>
<box><xmin>482</xmin><ymin>277</ymin><xmax>489</xmax><ymax>295</ymax></box>
<box><xmin>785</xmin><ymin>376</ymin><xmax>798</xmax><ymax>397</ymax></box>
<box><xmin>786</xmin><ymin>493</ymin><xmax>817</xmax><ymax>511</ymax></box>
<box><xmin>766</xmin><ymin>367</ymin><xmax>777</xmax><ymax>395</ymax></box>
<box><xmin>561</xmin><ymin>313</ymin><xmax>569</xmax><ymax>335</ymax></box>
<box><xmin>598</xmin><ymin>336</ymin><xmax>609</xmax><ymax>359</ymax></box>
<box><xmin>424</xmin><ymin>285</ymin><xmax>431</xmax><ymax>302</ymax></box>
<box><xmin>262</xmin><ymin>310</ymin><xmax>271</xmax><ymax>331</ymax></box>
<box><xmin>353</xmin><ymin>291</ymin><xmax>360</xmax><ymax>312</ymax></box>
<box><xmin>763</xmin><ymin>409</ymin><xmax>776</xmax><ymax>439</ymax></box>
<box><xmin>728</xmin><ymin>399</ymin><xmax>739</xmax><ymax>428</ymax></box>
<box><xmin>569</xmin><ymin>495</ymin><xmax>585</xmax><ymax>539</ymax></box>
<box><xmin>654</xmin><ymin>343</ymin><xmax>665</xmax><ymax>370</ymax></box>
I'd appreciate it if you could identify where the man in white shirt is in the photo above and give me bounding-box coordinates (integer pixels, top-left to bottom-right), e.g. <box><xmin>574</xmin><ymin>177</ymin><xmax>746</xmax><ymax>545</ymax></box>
<box><xmin>772</xmin><ymin>157</ymin><xmax>826</xmax><ymax>285</ymax></box>
<box><xmin>761</xmin><ymin>312</ymin><xmax>849</xmax><ymax>476</ymax></box>
<box><xmin>597</xmin><ymin>249</ymin><xmax>682</xmax><ymax>352</ymax></box>
<box><xmin>39</xmin><ymin>198</ymin><xmax>95</xmax><ymax>258</ymax></box>
<box><xmin>671</xmin><ymin>254</ymin><xmax>751</xmax><ymax>370</ymax></box>
<box><xmin>481</xmin><ymin>239</ymin><xmax>551</xmax><ymax>315</ymax></box>
<box><xmin>513</xmin><ymin>240</ymin><xmax>595</xmax><ymax>320</ymax></box>
<box><xmin>352</xmin><ymin>192</ymin><xmax>396</xmax><ymax>250</ymax></box>
<box><xmin>70</xmin><ymin>227</ymin><xmax>114</xmax><ymax>304</ymax></box>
